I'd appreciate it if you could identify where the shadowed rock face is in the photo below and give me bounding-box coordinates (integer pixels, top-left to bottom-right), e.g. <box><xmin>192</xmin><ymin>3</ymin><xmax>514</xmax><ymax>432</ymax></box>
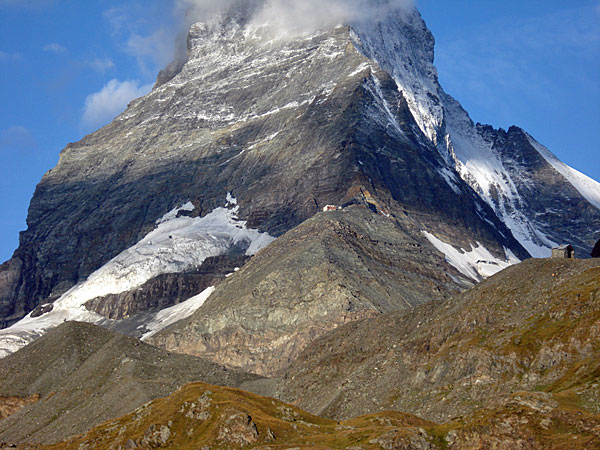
<box><xmin>0</xmin><ymin>258</ymin><xmax>22</xmax><ymax>327</ymax></box>
<box><xmin>477</xmin><ymin>125</ymin><xmax>600</xmax><ymax>256</ymax></box>
<box><xmin>83</xmin><ymin>254</ymin><xmax>249</xmax><ymax>320</ymax></box>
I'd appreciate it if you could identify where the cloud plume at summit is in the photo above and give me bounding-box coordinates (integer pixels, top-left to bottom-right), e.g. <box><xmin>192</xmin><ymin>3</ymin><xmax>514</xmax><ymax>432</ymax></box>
<box><xmin>177</xmin><ymin>0</ymin><xmax>415</xmax><ymax>34</ymax></box>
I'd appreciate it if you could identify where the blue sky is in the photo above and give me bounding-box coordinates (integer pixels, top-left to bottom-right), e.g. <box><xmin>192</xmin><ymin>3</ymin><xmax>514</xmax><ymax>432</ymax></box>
<box><xmin>0</xmin><ymin>0</ymin><xmax>599</xmax><ymax>262</ymax></box>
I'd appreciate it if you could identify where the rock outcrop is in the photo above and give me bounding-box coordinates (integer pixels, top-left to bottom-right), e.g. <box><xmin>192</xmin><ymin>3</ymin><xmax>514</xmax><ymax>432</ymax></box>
<box><xmin>149</xmin><ymin>206</ymin><xmax>473</xmax><ymax>375</ymax></box>
<box><xmin>19</xmin><ymin>381</ymin><xmax>600</xmax><ymax>449</ymax></box>
<box><xmin>84</xmin><ymin>254</ymin><xmax>248</xmax><ymax>320</ymax></box>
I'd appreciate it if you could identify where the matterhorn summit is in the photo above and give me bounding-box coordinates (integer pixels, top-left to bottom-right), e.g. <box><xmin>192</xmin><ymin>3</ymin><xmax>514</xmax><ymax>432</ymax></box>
<box><xmin>0</xmin><ymin>0</ymin><xmax>598</xmax><ymax>368</ymax></box>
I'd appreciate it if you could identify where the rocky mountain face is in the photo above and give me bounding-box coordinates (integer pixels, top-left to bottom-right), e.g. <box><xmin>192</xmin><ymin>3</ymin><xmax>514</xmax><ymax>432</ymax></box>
<box><xmin>349</xmin><ymin>12</ymin><xmax>600</xmax><ymax>257</ymax></box>
<box><xmin>0</xmin><ymin>0</ymin><xmax>598</xmax><ymax>388</ymax></box>
<box><xmin>477</xmin><ymin>124</ymin><xmax>600</xmax><ymax>256</ymax></box>
<box><xmin>83</xmin><ymin>254</ymin><xmax>249</xmax><ymax>320</ymax></box>
<box><xmin>0</xmin><ymin>3</ymin><xmax>534</xmax><ymax>346</ymax></box>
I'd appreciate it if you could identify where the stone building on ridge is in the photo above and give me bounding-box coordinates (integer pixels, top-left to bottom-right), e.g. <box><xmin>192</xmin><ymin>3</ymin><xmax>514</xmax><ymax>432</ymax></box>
<box><xmin>552</xmin><ymin>244</ymin><xmax>575</xmax><ymax>259</ymax></box>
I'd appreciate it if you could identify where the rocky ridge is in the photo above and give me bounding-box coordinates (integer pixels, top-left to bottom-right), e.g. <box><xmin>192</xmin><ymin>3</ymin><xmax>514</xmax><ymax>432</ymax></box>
<box><xmin>350</xmin><ymin>9</ymin><xmax>600</xmax><ymax>257</ymax></box>
<box><xmin>270</xmin><ymin>258</ymin><xmax>600</xmax><ymax>422</ymax></box>
<box><xmin>148</xmin><ymin>205</ymin><xmax>471</xmax><ymax>376</ymax></box>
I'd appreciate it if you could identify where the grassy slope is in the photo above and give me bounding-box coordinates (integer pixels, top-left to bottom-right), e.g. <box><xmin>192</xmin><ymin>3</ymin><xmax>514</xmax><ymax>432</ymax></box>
<box><xmin>30</xmin><ymin>381</ymin><xmax>599</xmax><ymax>450</ymax></box>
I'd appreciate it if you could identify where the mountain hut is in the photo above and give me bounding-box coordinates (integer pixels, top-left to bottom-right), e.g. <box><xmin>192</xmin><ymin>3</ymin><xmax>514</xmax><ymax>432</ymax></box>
<box><xmin>552</xmin><ymin>244</ymin><xmax>575</xmax><ymax>259</ymax></box>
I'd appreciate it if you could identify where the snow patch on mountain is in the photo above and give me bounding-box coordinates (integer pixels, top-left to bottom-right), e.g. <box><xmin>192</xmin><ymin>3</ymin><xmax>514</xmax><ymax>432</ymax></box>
<box><xmin>438</xmin><ymin>167</ymin><xmax>462</xmax><ymax>195</ymax></box>
<box><xmin>422</xmin><ymin>231</ymin><xmax>519</xmax><ymax>282</ymax></box>
<box><xmin>349</xmin><ymin>10</ymin><xmax>442</xmax><ymax>146</ymax></box>
<box><xmin>528</xmin><ymin>135</ymin><xmax>600</xmax><ymax>210</ymax></box>
<box><xmin>140</xmin><ymin>286</ymin><xmax>216</xmax><ymax>341</ymax></box>
<box><xmin>0</xmin><ymin>307</ymin><xmax>104</xmax><ymax>359</ymax></box>
<box><xmin>0</xmin><ymin>195</ymin><xmax>275</xmax><ymax>358</ymax></box>
<box><xmin>157</xmin><ymin>201</ymin><xmax>195</xmax><ymax>224</ymax></box>
<box><xmin>57</xmin><ymin>198</ymin><xmax>273</xmax><ymax>310</ymax></box>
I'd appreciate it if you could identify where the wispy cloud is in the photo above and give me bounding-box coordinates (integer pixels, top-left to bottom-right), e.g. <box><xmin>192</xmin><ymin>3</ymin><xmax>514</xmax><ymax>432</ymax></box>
<box><xmin>86</xmin><ymin>58</ymin><xmax>115</xmax><ymax>73</ymax></box>
<box><xmin>82</xmin><ymin>79</ymin><xmax>152</xmax><ymax>128</ymax></box>
<box><xmin>42</xmin><ymin>43</ymin><xmax>67</xmax><ymax>53</ymax></box>
<box><xmin>126</xmin><ymin>28</ymin><xmax>176</xmax><ymax>76</ymax></box>
<box><xmin>103</xmin><ymin>6</ymin><xmax>129</xmax><ymax>37</ymax></box>
<box><xmin>103</xmin><ymin>3</ymin><xmax>181</xmax><ymax>77</ymax></box>
<box><xmin>0</xmin><ymin>126</ymin><xmax>37</xmax><ymax>152</ymax></box>
<box><xmin>0</xmin><ymin>50</ymin><xmax>22</xmax><ymax>61</ymax></box>
<box><xmin>251</xmin><ymin>0</ymin><xmax>413</xmax><ymax>35</ymax></box>
<box><xmin>0</xmin><ymin>0</ymin><xmax>57</xmax><ymax>9</ymax></box>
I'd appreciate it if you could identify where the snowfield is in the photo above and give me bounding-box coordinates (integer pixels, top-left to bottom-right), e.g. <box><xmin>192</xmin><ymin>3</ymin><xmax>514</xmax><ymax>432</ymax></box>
<box><xmin>0</xmin><ymin>195</ymin><xmax>275</xmax><ymax>358</ymax></box>
<box><xmin>140</xmin><ymin>286</ymin><xmax>216</xmax><ymax>341</ymax></box>
<box><xmin>422</xmin><ymin>231</ymin><xmax>520</xmax><ymax>282</ymax></box>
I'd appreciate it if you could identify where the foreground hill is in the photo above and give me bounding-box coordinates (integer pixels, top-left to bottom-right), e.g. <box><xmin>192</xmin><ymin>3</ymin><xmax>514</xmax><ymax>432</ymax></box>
<box><xmin>271</xmin><ymin>258</ymin><xmax>600</xmax><ymax>422</ymax></box>
<box><xmin>18</xmin><ymin>381</ymin><xmax>600</xmax><ymax>449</ymax></box>
<box><xmin>0</xmin><ymin>322</ymin><xmax>260</xmax><ymax>444</ymax></box>
<box><xmin>0</xmin><ymin>257</ymin><xmax>598</xmax><ymax>448</ymax></box>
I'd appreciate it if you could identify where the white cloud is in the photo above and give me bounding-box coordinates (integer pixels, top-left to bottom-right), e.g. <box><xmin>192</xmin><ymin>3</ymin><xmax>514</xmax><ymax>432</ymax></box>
<box><xmin>103</xmin><ymin>4</ymin><xmax>182</xmax><ymax>77</ymax></box>
<box><xmin>0</xmin><ymin>126</ymin><xmax>37</xmax><ymax>152</ymax></box>
<box><xmin>251</xmin><ymin>0</ymin><xmax>413</xmax><ymax>36</ymax></box>
<box><xmin>82</xmin><ymin>79</ymin><xmax>152</xmax><ymax>128</ymax></box>
<box><xmin>42</xmin><ymin>43</ymin><xmax>67</xmax><ymax>53</ymax></box>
